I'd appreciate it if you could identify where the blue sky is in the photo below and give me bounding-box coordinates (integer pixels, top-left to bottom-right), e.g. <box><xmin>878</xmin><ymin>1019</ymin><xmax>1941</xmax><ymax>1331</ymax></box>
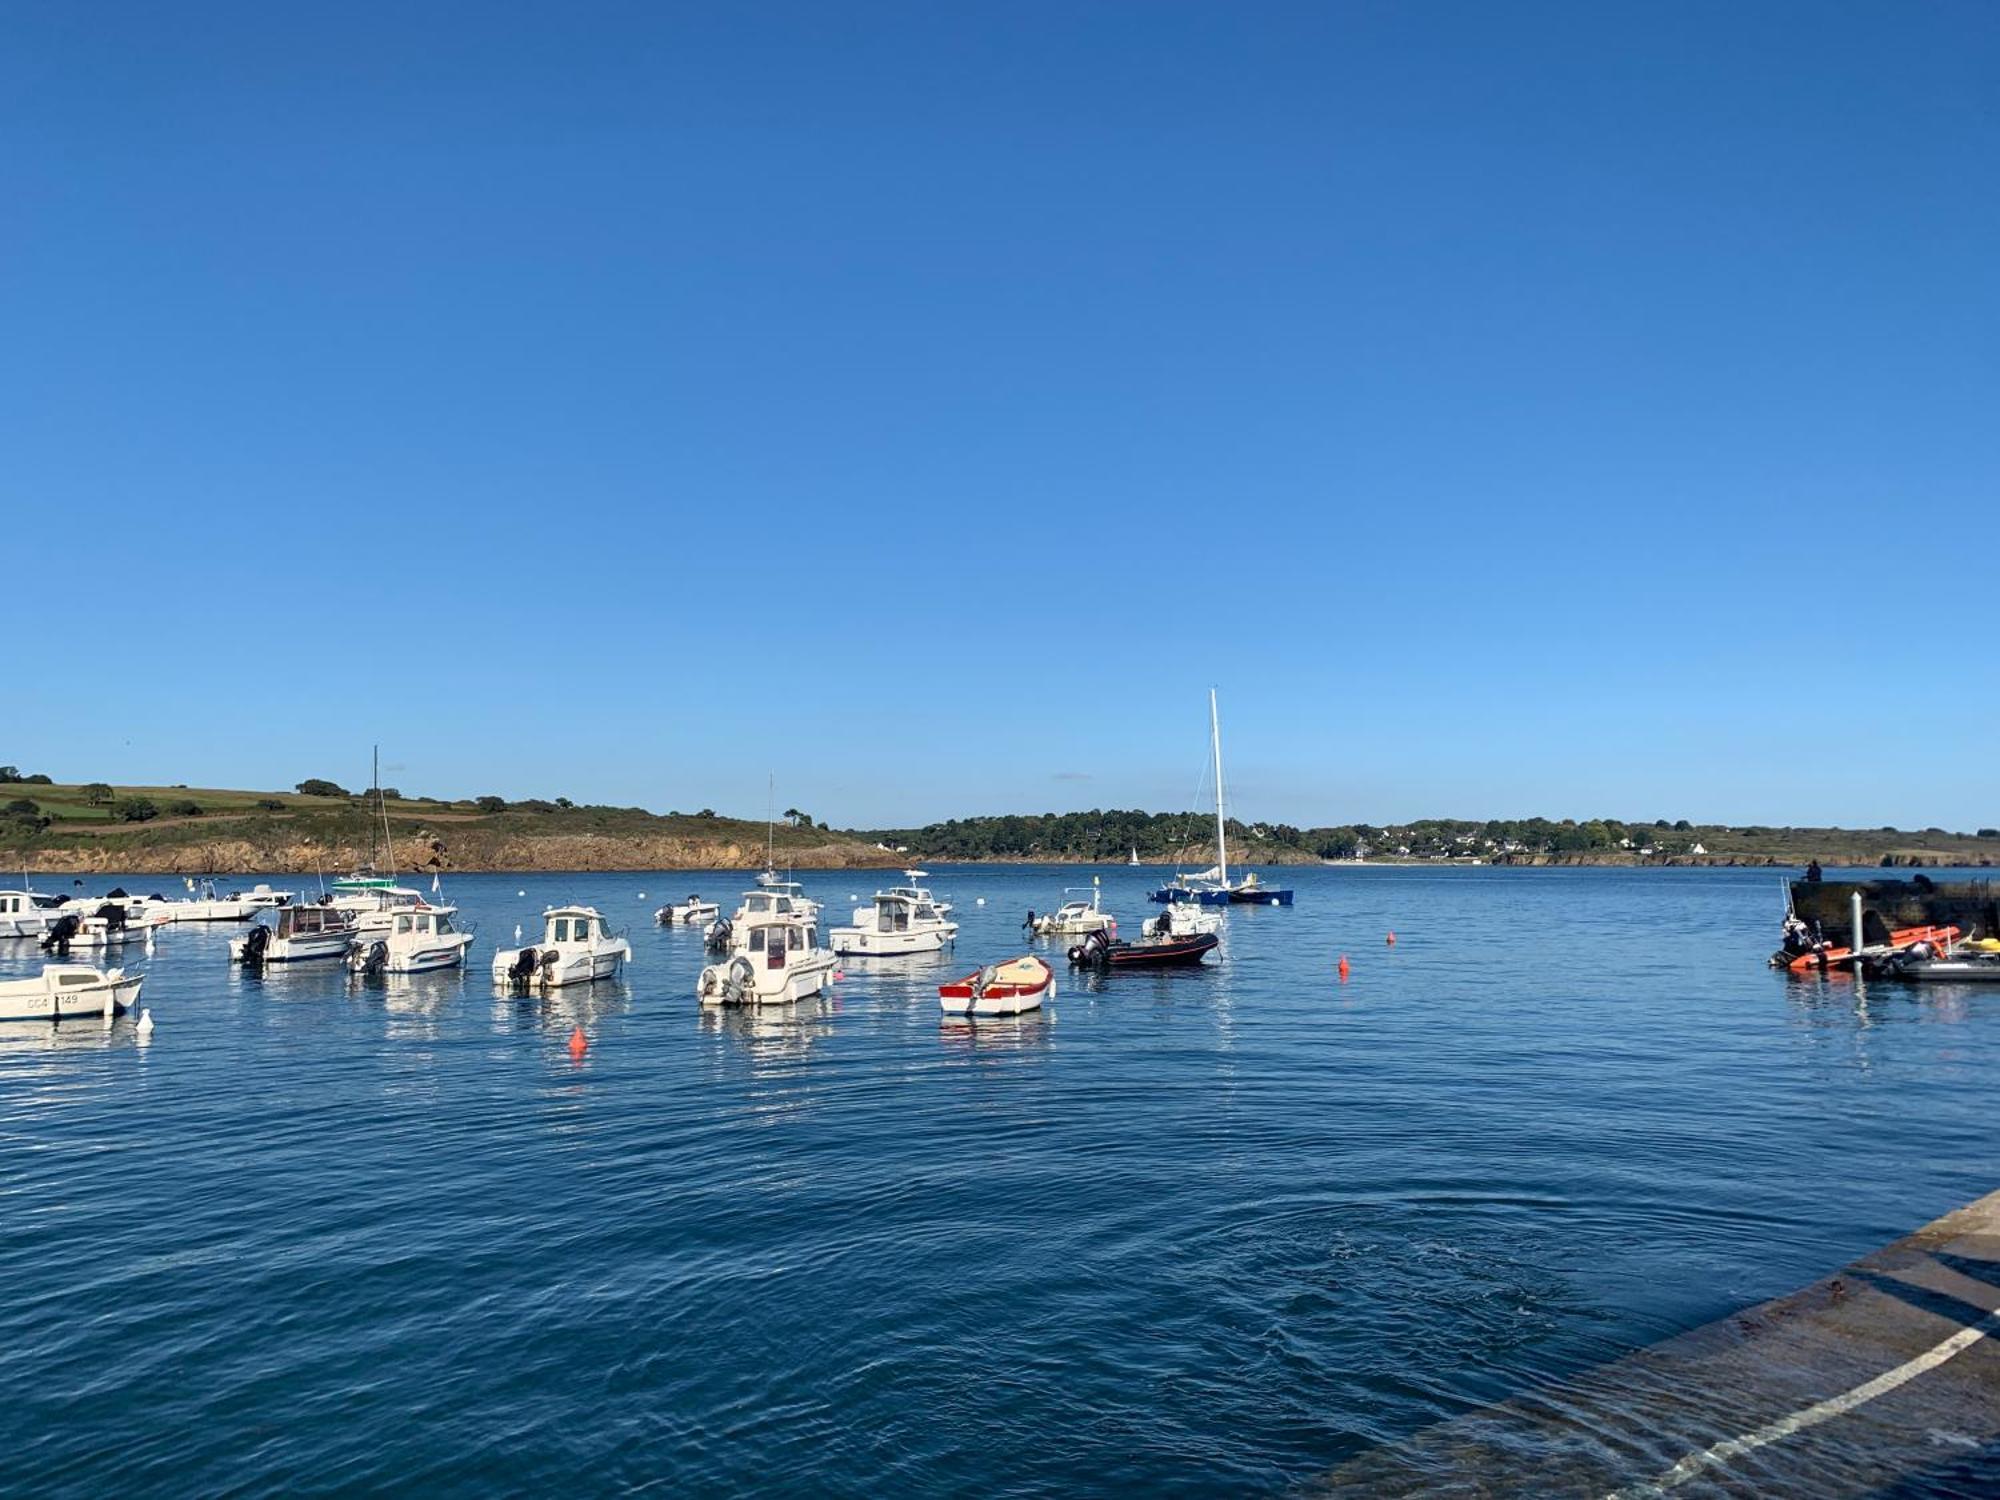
<box><xmin>4</xmin><ymin>2</ymin><xmax>1994</xmax><ymax>829</ymax></box>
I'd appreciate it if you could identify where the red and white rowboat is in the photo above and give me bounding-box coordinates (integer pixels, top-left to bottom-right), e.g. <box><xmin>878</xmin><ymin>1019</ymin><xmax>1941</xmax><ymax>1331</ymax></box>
<box><xmin>938</xmin><ymin>955</ymin><xmax>1054</xmax><ymax>1016</ymax></box>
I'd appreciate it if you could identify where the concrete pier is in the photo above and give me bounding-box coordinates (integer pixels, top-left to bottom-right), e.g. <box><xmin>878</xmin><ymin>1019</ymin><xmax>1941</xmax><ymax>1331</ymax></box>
<box><xmin>1319</xmin><ymin>1190</ymin><xmax>2000</xmax><ymax>1497</ymax></box>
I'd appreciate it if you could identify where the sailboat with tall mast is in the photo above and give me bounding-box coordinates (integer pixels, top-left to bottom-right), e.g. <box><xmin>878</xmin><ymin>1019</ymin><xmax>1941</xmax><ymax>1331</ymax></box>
<box><xmin>1150</xmin><ymin>691</ymin><xmax>1295</xmax><ymax>907</ymax></box>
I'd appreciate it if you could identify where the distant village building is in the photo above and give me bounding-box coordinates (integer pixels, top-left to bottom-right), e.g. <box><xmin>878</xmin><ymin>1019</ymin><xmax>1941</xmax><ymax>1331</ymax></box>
<box><xmin>1690</xmin><ymin>842</ymin><xmax>1708</xmax><ymax>855</ymax></box>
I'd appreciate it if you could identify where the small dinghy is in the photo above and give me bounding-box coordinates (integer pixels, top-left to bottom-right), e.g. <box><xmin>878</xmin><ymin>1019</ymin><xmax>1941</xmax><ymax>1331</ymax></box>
<box><xmin>939</xmin><ymin>955</ymin><xmax>1054</xmax><ymax>1016</ymax></box>
<box><xmin>657</xmin><ymin>896</ymin><xmax>720</xmax><ymax>927</ymax></box>
<box><xmin>0</xmin><ymin>964</ymin><xmax>144</xmax><ymax>1023</ymax></box>
<box><xmin>1068</xmin><ymin>928</ymin><xmax>1218</xmax><ymax>969</ymax></box>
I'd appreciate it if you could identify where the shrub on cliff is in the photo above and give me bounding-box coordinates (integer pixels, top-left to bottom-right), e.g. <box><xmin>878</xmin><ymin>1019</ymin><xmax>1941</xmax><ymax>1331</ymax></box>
<box><xmin>167</xmin><ymin>799</ymin><xmax>203</xmax><ymax>817</ymax></box>
<box><xmin>474</xmin><ymin>796</ymin><xmax>507</xmax><ymax>813</ymax></box>
<box><xmin>296</xmin><ymin>778</ymin><xmax>349</xmax><ymax>798</ymax></box>
<box><xmin>118</xmin><ymin>798</ymin><xmax>159</xmax><ymax>822</ymax></box>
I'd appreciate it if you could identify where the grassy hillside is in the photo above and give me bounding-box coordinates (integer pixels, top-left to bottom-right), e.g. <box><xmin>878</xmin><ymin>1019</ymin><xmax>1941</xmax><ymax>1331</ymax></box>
<box><xmin>0</xmin><ymin>780</ymin><xmax>899</xmax><ymax>874</ymax></box>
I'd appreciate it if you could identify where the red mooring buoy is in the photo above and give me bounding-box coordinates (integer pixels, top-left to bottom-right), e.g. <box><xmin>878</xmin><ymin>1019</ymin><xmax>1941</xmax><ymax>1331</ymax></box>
<box><xmin>567</xmin><ymin>1026</ymin><xmax>588</xmax><ymax>1059</ymax></box>
<box><xmin>1387</xmin><ymin>931</ymin><xmax>1397</xmax><ymax>946</ymax></box>
<box><xmin>1337</xmin><ymin>954</ymin><xmax>1350</xmax><ymax>981</ymax></box>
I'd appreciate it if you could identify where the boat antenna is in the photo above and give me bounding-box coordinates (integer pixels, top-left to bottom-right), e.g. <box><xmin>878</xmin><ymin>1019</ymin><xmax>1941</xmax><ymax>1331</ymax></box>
<box><xmin>767</xmin><ymin>772</ymin><xmax>776</xmax><ymax>876</ymax></box>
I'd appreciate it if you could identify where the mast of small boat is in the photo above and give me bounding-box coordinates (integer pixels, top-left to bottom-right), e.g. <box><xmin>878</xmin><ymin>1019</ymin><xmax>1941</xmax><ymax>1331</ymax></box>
<box><xmin>1210</xmin><ymin>688</ymin><xmax>1228</xmax><ymax>889</ymax></box>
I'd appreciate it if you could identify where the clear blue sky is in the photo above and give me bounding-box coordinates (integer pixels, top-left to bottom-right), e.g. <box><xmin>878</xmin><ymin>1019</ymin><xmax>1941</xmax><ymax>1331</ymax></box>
<box><xmin>4</xmin><ymin>2</ymin><xmax>1994</xmax><ymax>830</ymax></box>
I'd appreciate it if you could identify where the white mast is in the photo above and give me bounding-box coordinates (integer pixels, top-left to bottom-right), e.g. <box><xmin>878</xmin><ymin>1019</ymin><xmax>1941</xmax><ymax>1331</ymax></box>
<box><xmin>1210</xmin><ymin>688</ymin><xmax>1228</xmax><ymax>888</ymax></box>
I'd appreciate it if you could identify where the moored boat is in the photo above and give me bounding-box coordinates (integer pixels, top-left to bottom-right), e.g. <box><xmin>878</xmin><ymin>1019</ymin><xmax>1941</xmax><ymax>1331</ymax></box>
<box><xmin>1029</xmin><ymin>879</ymin><xmax>1116</xmax><ymax>936</ymax></box>
<box><xmin>697</xmin><ymin>887</ymin><xmax>835</xmax><ymax>1006</ymax></box>
<box><xmin>1148</xmin><ymin>691</ymin><xmax>1294</xmax><ymax>907</ymax></box>
<box><xmin>0</xmin><ymin>889</ymin><xmax>67</xmax><ymax>939</ymax></box>
<box><xmin>939</xmin><ymin>955</ymin><xmax>1053</xmax><ymax>1016</ymax></box>
<box><xmin>492</xmin><ymin>906</ymin><xmax>631</xmax><ymax>988</ymax></box>
<box><xmin>0</xmin><ymin>964</ymin><xmax>144</xmax><ymax>1023</ymax></box>
<box><xmin>831</xmin><ymin>889</ymin><xmax>958</xmax><ymax>956</ymax></box>
<box><xmin>1067</xmin><ymin>928</ymin><xmax>1218</xmax><ymax>969</ymax></box>
<box><xmin>657</xmin><ymin>895</ymin><xmax>721</xmax><ymax>927</ymax></box>
<box><xmin>348</xmin><ymin>904</ymin><xmax>475</xmax><ymax>975</ymax></box>
<box><xmin>231</xmin><ymin>904</ymin><xmax>359</xmax><ymax>965</ymax></box>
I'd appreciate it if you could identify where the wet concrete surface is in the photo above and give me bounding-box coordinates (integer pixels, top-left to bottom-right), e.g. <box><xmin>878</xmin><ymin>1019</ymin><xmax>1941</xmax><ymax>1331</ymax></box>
<box><xmin>1319</xmin><ymin>1191</ymin><xmax>2000</xmax><ymax>1497</ymax></box>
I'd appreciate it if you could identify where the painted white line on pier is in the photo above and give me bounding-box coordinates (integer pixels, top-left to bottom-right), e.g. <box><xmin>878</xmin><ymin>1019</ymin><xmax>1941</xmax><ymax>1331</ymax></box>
<box><xmin>1607</xmin><ymin>1306</ymin><xmax>2000</xmax><ymax>1498</ymax></box>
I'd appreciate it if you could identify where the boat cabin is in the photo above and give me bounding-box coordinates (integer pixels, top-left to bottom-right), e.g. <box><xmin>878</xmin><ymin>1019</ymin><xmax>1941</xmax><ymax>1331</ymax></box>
<box><xmin>278</xmin><ymin>905</ymin><xmax>358</xmax><ymax>938</ymax></box>
<box><xmin>392</xmin><ymin>908</ymin><xmax>458</xmax><ymax>939</ymax></box>
<box><xmin>742</xmin><ymin>914</ymin><xmax>822</xmax><ymax>969</ymax></box>
<box><xmin>872</xmin><ymin>894</ymin><xmax>943</xmax><ymax>931</ymax></box>
<box><xmin>543</xmin><ymin>908</ymin><xmax>612</xmax><ymax>945</ymax></box>
<box><xmin>739</xmin><ymin>891</ymin><xmax>807</xmax><ymax>920</ymax></box>
<box><xmin>0</xmin><ymin>891</ymin><xmax>64</xmax><ymax>917</ymax></box>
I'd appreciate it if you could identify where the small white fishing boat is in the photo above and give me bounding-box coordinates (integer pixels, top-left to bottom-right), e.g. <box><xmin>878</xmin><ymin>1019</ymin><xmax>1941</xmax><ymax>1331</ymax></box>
<box><xmin>66</xmin><ymin>911</ymin><xmax>147</xmax><ymax>950</ymax></box>
<box><xmin>884</xmin><ymin>870</ymin><xmax>953</xmax><ymax>915</ymax></box>
<box><xmin>243</xmin><ymin>884</ymin><xmax>293</xmax><ymax>909</ymax></box>
<box><xmin>492</xmin><ymin>906</ymin><xmax>631</xmax><ymax>988</ymax></box>
<box><xmin>698</xmin><ymin>888</ymin><xmax>836</xmax><ymax>1006</ymax></box>
<box><xmin>1142</xmin><ymin>904</ymin><xmax>1223</xmax><ymax>939</ymax></box>
<box><xmin>1030</xmin><ymin>879</ymin><xmax>1116</xmax><ymax>936</ymax></box>
<box><xmin>349</xmin><ymin>904</ymin><xmax>475</xmax><ymax>975</ymax></box>
<box><xmin>231</xmin><ymin>904</ymin><xmax>359</xmax><ymax>965</ymax></box>
<box><xmin>0</xmin><ymin>964</ymin><xmax>144</xmax><ymax>1023</ymax></box>
<box><xmin>156</xmin><ymin>879</ymin><xmax>262</xmax><ymax>922</ymax></box>
<box><xmin>656</xmin><ymin>895</ymin><xmax>721</xmax><ymax>926</ymax></box>
<box><xmin>0</xmin><ymin>890</ymin><xmax>66</xmax><ymax>939</ymax></box>
<box><xmin>830</xmin><ymin>890</ymin><xmax>958</xmax><ymax>956</ymax></box>
<box><xmin>938</xmin><ymin>955</ymin><xmax>1053</xmax><ymax>1017</ymax></box>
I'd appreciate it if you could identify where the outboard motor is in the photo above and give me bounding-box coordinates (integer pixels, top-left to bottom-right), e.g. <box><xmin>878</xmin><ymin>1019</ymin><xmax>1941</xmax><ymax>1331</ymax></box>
<box><xmin>100</xmin><ymin>904</ymin><xmax>128</xmax><ymax>934</ymax></box>
<box><xmin>41</xmin><ymin>913</ymin><xmax>80</xmax><ymax>955</ymax></box>
<box><xmin>706</xmin><ymin>918</ymin><xmax>732</xmax><ymax>953</ymax></box>
<box><xmin>361</xmin><ymin>940</ymin><xmax>389</xmax><ymax>977</ymax></box>
<box><xmin>240</xmin><ymin>923</ymin><xmax>272</xmax><ymax>967</ymax></box>
<box><xmin>539</xmin><ymin>948</ymin><xmax>561</xmax><ymax>983</ymax></box>
<box><xmin>1068</xmin><ymin>930</ymin><xmax>1111</xmax><ymax>968</ymax></box>
<box><xmin>507</xmin><ymin>946</ymin><xmax>539</xmax><ymax>983</ymax></box>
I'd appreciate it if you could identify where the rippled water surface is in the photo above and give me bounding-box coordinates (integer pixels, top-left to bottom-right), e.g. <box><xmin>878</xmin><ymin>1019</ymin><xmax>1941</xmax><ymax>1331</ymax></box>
<box><xmin>3</xmin><ymin>865</ymin><xmax>1995</xmax><ymax>1495</ymax></box>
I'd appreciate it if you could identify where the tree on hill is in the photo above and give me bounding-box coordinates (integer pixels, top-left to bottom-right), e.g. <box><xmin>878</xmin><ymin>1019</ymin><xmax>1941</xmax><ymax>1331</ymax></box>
<box><xmin>296</xmin><ymin>778</ymin><xmax>349</xmax><ymax>798</ymax></box>
<box><xmin>82</xmin><ymin>782</ymin><xmax>114</xmax><ymax>805</ymax></box>
<box><xmin>3</xmin><ymin>798</ymin><xmax>38</xmax><ymax>816</ymax></box>
<box><xmin>0</xmin><ymin>766</ymin><xmax>19</xmax><ymax>782</ymax></box>
<box><xmin>167</xmin><ymin>799</ymin><xmax>203</xmax><ymax>817</ymax></box>
<box><xmin>474</xmin><ymin>795</ymin><xmax>507</xmax><ymax>813</ymax></box>
<box><xmin>118</xmin><ymin>798</ymin><xmax>159</xmax><ymax>822</ymax></box>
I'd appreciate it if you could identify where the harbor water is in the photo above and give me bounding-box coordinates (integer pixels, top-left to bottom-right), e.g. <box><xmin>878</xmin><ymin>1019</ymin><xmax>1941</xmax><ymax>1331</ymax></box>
<box><xmin>3</xmin><ymin>865</ymin><xmax>1996</xmax><ymax>1495</ymax></box>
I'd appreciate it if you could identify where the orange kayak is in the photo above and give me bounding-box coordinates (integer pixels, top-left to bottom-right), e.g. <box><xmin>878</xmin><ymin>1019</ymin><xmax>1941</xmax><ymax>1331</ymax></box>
<box><xmin>1785</xmin><ymin>923</ymin><xmax>1961</xmax><ymax>973</ymax></box>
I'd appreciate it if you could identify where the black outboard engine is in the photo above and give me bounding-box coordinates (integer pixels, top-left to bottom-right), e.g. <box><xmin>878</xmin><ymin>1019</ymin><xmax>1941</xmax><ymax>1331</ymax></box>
<box><xmin>240</xmin><ymin>923</ymin><xmax>272</xmax><ymax>967</ymax></box>
<box><xmin>706</xmin><ymin>918</ymin><xmax>732</xmax><ymax>954</ymax></box>
<box><xmin>41</xmin><ymin>913</ymin><xmax>80</xmax><ymax>954</ymax></box>
<box><xmin>507</xmin><ymin>946</ymin><xmax>540</xmax><ymax>983</ymax></box>
<box><xmin>1068</xmin><ymin>930</ymin><xmax>1111</xmax><ymax>967</ymax></box>
<box><xmin>361</xmin><ymin>940</ymin><xmax>389</xmax><ymax>977</ymax></box>
<box><xmin>99</xmin><ymin>903</ymin><xmax>128</xmax><ymax>933</ymax></box>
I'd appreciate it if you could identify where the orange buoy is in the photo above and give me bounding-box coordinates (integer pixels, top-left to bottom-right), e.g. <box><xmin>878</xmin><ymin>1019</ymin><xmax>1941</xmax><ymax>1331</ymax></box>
<box><xmin>567</xmin><ymin>1026</ymin><xmax>588</xmax><ymax>1059</ymax></box>
<box><xmin>1337</xmin><ymin>954</ymin><xmax>1350</xmax><ymax>981</ymax></box>
<box><xmin>1386</xmin><ymin>931</ymin><xmax>1397</xmax><ymax>946</ymax></box>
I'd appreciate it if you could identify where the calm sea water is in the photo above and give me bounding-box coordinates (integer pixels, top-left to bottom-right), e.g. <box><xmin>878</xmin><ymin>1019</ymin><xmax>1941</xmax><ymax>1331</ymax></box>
<box><xmin>3</xmin><ymin>865</ymin><xmax>1995</xmax><ymax>1495</ymax></box>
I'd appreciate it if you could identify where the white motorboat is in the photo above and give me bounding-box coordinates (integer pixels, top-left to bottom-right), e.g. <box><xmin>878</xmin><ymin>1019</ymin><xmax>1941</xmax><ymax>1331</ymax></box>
<box><xmin>1030</xmin><ymin>879</ymin><xmax>1116</xmax><ymax>936</ymax></box>
<box><xmin>243</xmin><ymin>884</ymin><xmax>293</xmax><ymax>910</ymax></box>
<box><xmin>883</xmin><ymin>870</ymin><xmax>953</xmax><ymax>915</ymax></box>
<box><xmin>66</xmin><ymin>911</ymin><xmax>146</xmax><ymax>950</ymax></box>
<box><xmin>349</xmin><ymin>903</ymin><xmax>474</xmax><ymax>975</ymax></box>
<box><xmin>657</xmin><ymin>895</ymin><xmax>721</xmax><ymax>926</ymax></box>
<box><xmin>492</xmin><ymin>906</ymin><xmax>631</xmax><ymax>988</ymax></box>
<box><xmin>159</xmin><ymin>879</ymin><xmax>259</xmax><ymax>923</ymax></box>
<box><xmin>830</xmin><ymin>890</ymin><xmax>958</xmax><ymax>956</ymax></box>
<box><xmin>231</xmin><ymin>904</ymin><xmax>359</xmax><ymax>965</ymax></box>
<box><xmin>0</xmin><ymin>964</ymin><xmax>144</xmax><ymax>1023</ymax></box>
<box><xmin>697</xmin><ymin>888</ymin><xmax>836</xmax><ymax>1006</ymax></box>
<box><xmin>60</xmin><ymin>892</ymin><xmax>171</xmax><ymax>928</ymax></box>
<box><xmin>0</xmin><ymin>889</ymin><xmax>66</xmax><ymax>939</ymax></box>
<box><xmin>1143</xmin><ymin>904</ymin><xmax>1223</xmax><ymax>939</ymax></box>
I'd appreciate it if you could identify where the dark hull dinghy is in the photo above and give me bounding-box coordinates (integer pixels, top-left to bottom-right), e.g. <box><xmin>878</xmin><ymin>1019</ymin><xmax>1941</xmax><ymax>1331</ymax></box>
<box><xmin>1068</xmin><ymin>929</ymin><xmax>1218</xmax><ymax>969</ymax></box>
